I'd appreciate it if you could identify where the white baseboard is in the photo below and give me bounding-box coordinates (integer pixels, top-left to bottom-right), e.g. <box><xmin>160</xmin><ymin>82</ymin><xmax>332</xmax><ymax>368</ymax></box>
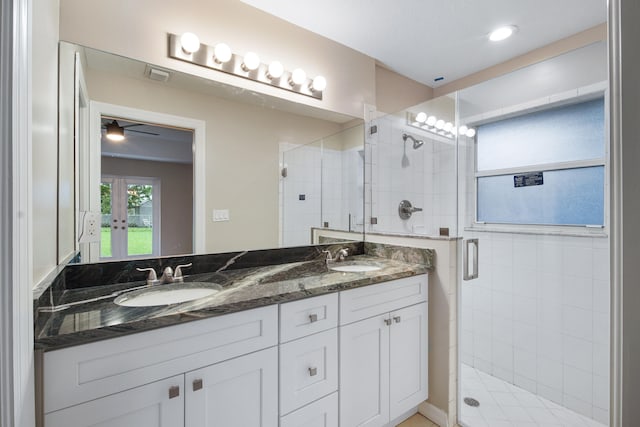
<box><xmin>418</xmin><ymin>401</ymin><xmax>449</xmax><ymax>427</ymax></box>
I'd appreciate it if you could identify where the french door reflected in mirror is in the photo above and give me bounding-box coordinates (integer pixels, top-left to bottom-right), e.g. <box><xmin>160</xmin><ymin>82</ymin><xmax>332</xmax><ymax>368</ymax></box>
<box><xmin>100</xmin><ymin>176</ymin><xmax>160</xmax><ymax>260</ymax></box>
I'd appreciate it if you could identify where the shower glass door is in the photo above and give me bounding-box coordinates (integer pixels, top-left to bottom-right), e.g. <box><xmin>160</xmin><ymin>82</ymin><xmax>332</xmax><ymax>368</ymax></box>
<box><xmin>457</xmin><ymin>43</ymin><xmax>610</xmax><ymax>427</ymax></box>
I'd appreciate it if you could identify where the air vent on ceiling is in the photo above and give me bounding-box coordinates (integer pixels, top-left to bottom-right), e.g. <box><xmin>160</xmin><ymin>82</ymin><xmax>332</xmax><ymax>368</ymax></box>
<box><xmin>147</xmin><ymin>66</ymin><xmax>170</xmax><ymax>82</ymax></box>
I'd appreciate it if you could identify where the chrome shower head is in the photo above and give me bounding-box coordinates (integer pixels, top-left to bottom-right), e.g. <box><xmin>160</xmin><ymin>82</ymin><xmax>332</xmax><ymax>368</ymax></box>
<box><xmin>402</xmin><ymin>133</ymin><xmax>424</xmax><ymax>149</ymax></box>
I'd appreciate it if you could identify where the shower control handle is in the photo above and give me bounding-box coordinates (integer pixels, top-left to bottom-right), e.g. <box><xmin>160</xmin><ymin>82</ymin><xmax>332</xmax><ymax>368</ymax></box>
<box><xmin>398</xmin><ymin>200</ymin><xmax>423</xmax><ymax>220</ymax></box>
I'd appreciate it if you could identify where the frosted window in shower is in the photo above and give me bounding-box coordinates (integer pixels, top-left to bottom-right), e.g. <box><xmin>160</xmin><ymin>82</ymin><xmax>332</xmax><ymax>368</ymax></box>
<box><xmin>477</xmin><ymin>98</ymin><xmax>604</xmax><ymax>171</ymax></box>
<box><xmin>475</xmin><ymin>97</ymin><xmax>605</xmax><ymax>226</ymax></box>
<box><xmin>477</xmin><ymin>166</ymin><xmax>604</xmax><ymax>225</ymax></box>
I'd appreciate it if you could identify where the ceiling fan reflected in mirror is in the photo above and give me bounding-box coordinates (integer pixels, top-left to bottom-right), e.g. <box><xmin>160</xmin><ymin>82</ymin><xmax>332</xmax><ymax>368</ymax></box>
<box><xmin>101</xmin><ymin>119</ymin><xmax>160</xmax><ymax>142</ymax></box>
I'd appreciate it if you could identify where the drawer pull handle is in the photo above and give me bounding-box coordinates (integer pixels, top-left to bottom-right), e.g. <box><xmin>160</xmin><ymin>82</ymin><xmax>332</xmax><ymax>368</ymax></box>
<box><xmin>308</xmin><ymin>367</ymin><xmax>318</xmax><ymax>376</ymax></box>
<box><xmin>309</xmin><ymin>313</ymin><xmax>318</xmax><ymax>323</ymax></box>
<box><xmin>393</xmin><ymin>316</ymin><xmax>401</xmax><ymax>323</ymax></box>
<box><xmin>169</xmin><ymin>386</ymin><xmax>180</xmax><ymax>399</ymax></box>
<box><xmin>384</xmin><ymin>318</ymin><xmax>392</xmax><ymax>326</ymax></box>
<box><xmin>193</xmin><ymin>379</ymin><xmax>203</xmax><ymax>391</ymax></box>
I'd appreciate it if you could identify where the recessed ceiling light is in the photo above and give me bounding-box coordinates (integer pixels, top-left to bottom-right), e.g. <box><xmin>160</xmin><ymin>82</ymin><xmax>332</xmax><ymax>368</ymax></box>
<box><xmin>489</xmin><ymin>25</ymin><xmax>518</xmax><ymax>42</ymax></box>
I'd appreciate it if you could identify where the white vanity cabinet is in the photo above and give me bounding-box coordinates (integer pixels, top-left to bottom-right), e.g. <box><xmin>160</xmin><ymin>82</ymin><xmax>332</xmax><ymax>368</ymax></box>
<box><xmin>339</xmin><ymin>275</ymin><xmax>429</xmax><ymax>427</ymax></box>
<box><xmin>42</xmin><ymin>305</ymin><xmax>279</xmax><ymax>427</ymax></box>
<box><xmin>41</xmin><ymin>274</ymin><xmax>428</xmax><ymax>427</ymax></box>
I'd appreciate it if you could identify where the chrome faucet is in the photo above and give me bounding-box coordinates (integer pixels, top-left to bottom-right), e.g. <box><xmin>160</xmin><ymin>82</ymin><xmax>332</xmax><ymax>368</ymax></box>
<box><xmin>136</xmin><ymin>263</ymin><xmax>192</xmax><ymax>285</ymax></box>
<box><xmin>322</xmin><ymin>248</ymin><xmax>349</xmax><ymax>265</ymax></box>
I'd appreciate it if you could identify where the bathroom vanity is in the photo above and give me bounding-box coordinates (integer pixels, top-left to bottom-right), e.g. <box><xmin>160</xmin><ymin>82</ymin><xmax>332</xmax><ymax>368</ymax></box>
<box><xmin>34</xmin><ymin>243</ymin><xmax>432</xmax><ymax>427</ymax></box>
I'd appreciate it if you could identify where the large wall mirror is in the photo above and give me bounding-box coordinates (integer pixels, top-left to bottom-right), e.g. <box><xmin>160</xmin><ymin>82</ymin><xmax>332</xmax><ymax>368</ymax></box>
<box><xmin>58</xmin><ymin>41</ymin><xmax>364</xmax><ymax>264</ymax></box>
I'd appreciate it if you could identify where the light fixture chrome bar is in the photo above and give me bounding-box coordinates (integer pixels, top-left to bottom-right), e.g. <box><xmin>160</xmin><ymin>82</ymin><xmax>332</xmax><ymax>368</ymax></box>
<box><xmin>168</xmin><ymin>33</ymin><xmax>323</xmax><ymax>100</ymax></box>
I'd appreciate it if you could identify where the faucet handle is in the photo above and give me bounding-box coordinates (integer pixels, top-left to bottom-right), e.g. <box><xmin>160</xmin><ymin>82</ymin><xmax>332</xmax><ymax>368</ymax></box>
<box><xmin>136</xmin><ymin>267</ymin><xmax>158</xmax><ymax>285</ymax></box>
<box><xmin>174</xmin><ymin>263</ymin><xmax>193</xmax><ymax>278</ymax></box>
<box><xmin>322</xmin><ymin>250</ymin><xmax>332</xmax><ymax>261</ymax></box>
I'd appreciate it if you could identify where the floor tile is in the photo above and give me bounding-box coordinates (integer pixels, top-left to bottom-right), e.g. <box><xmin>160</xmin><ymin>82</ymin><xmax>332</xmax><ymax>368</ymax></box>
<box><xmin>459</xmin><ymin>364</ymin><xmax>607</xmax><ymax>427</ymax></box>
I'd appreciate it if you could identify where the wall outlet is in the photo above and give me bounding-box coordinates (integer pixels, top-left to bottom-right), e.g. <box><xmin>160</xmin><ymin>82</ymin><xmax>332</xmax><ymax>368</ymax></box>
<box><xmin>79</xmin><ymin>211</ymin><xmax>101</xmax><ymax>243</ymax></box>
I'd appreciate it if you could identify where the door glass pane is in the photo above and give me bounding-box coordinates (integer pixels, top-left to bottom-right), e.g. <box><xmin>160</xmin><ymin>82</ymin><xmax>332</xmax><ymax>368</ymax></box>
<box><xmin>127</xmin><ymin>184</ymin><xmax>153</xmax><ymax>256</ymax></box>
<box><xmin>100</xmin><ymin>182</ymin><xmax>112</xmax><ymax>258</ymax></box>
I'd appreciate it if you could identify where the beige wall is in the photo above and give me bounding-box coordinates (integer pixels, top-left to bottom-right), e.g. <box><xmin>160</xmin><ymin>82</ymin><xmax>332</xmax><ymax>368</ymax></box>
<box><xmin>59</xmin><ymin>0</ymin><xmax>376</xmax><ymax>119</ymax></box>
<box><xmin>102</xmin><ymin>157</ymin><xmax>194</xmax><ymax>256</ymax></box>
<box><xmin>86</xmin><ymin>67</ymin><xmax>343</xmax><ymax>253</ymax></box>
<box><xmin>375</xmin><ymin>65</ymin><xmax>434</xmax><ymax>114</ymax></box>
<box><xmin>32</xmin><ymin>0</ymin><xmax>60</xmax><ymax>285</ymax></box>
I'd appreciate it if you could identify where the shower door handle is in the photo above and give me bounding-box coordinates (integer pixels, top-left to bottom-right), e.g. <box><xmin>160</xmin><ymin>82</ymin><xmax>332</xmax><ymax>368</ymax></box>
<box><xmin>463</xmin><ymin>238</ymin><xmax>479</xmax><ymax>281</ymax></box>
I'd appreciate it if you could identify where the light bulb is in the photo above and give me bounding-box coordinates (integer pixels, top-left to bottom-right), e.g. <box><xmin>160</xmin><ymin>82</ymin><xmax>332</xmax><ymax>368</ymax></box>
<box><xmin>451</xmin><ymin>127</ymin><xmax>458</xmax><ymax>135</ymax></box>
<box><xmin>458</xmin><ymin>125</ymin><xmax>468</xmax><ymax>135</ymax></box>
<box><xmin>242</xmin><ymin>52</ymin><xmax>260</xmax><ymax>71</ymax></box>
<box><xmin>415</xmin><ymin>112</ymin><xmax>427</xmax><ymax>123</ymax></box>
<box><xmin>311</xmin><ymin>76</ymin><xmax>327</xmax><ymax>92</ymax></box>
<box><xmin>180</xmin><ymin>32</ymin><xmax>200</xmax><ymax>54</ymax></box>
<box><xmin>466</xmin><ymin>128</ymin><xmax>476</xmax><ymax>138</ymax></box>
<box><xmin>444</xmin><ymin>122</ymin><xmax>453</xmax><ymax>132</ymax></box>
<box><xmin>267</xmin><ymin>61</ymin><xmax>284</xmax><ymax>79</ymax></box>
<box><xmin>213</xmin><ymin>43</ymin><xmax>232</xmax><ymax>63</ymax></box>
<box><xmin>426</xmin><ymin>116</ymin><xmax>437</xmax><ymax>126</ymax></box>
<box><xmin>435</xmin><ymin>119</ymin><xmax>445</xmax><ymax>130</ymax></box>
<box><xmin>289</xmin><ymin>68</ymin><xmax>307</xmax><ymax>86</ymax></box>
<box><xmin>489</xmin><ymin>25</ymin><xmax>517</xmax><ymax>42</ymax></box>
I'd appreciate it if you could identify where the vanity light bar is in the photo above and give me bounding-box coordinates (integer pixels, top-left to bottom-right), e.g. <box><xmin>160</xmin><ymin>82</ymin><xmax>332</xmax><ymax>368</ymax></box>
<box><xmin>406</xmin><ymin>112</ymin><xmax>476</xmax><ymax>139</ymax></box>
<box><xmin>168</xmin><ymin>33</ymin><xmax>325</xmax><ymax>100</ymax></box>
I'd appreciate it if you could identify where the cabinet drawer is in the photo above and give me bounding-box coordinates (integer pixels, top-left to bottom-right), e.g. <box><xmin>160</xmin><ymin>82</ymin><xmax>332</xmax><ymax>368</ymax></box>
<box><xmin>339</xmin><ymin>275</ymin><xmax>428</xmax><ymax>325</ymax></box>
<box><xmin>280</xmin><ymin>392</ymin><xmax>338</xmax><ymax>427</ymax></box>
<box><xmin>44</xmin><ymin>305</ymin><xmax>278</xmax><ymax>413</ymax></box>
<box><xmin>280</xmin><ymin>293</ymin><xmax>338</xmax><ymax>343</ymax></box>
<box><xmin>280</xmin><ymin>328</ymin><xmax>338</xmax><ymax>415</ymax></box>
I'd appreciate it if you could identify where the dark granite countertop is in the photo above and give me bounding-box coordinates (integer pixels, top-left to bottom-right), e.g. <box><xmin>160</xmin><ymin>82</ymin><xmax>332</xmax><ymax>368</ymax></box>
<box><xmin>35</xmin><ymin>253</ymin><xmax>429</xmax><ymax>351</ymax></box>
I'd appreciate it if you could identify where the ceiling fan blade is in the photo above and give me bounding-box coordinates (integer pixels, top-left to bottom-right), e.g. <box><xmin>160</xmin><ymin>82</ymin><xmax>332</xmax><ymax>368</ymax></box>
<box><xmin>127</xmin><ymin>128</ymin><xmax>160</xmax><ymax>136</ymax></box>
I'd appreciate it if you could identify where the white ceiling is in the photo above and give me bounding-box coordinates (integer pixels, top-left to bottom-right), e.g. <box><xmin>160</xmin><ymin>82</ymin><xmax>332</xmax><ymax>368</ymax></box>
<box><xmin>240</xmin><ymin>0</ymin><xmax>606</xmax><ymax>87</ymax></box>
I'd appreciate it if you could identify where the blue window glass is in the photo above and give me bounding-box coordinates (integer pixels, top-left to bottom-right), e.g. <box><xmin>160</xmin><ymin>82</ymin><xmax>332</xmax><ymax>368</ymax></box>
<box><xmin>477</xmin><ymin>166</ymin><xmax>604</xmax><ymax>226</ymax></box>
<box><xmin>475</xmin><ymin>98</ymin><xmax>605</xmax><ymax>226</ymax></box>
<box><xmin>477</xmin><ymin>98</ymin><xmax>605</xmax><ymax>171</ymax></box>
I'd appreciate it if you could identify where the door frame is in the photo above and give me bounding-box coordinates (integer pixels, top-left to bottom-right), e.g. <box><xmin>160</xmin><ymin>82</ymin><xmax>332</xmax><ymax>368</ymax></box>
<box><xmin>89</xmin><ymin>101</ymin><xmax>206</xmax><ymax>262</ymax></box>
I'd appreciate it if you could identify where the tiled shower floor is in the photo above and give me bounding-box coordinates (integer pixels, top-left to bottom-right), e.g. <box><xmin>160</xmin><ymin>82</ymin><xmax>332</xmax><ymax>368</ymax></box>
<box><xmin>459</xmin><ymin>364</ymin><xmax>607</xmax><ymax>427</ymax></box>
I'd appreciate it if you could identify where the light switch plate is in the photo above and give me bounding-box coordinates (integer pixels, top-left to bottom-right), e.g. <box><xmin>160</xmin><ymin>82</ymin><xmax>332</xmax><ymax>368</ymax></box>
<box><xmin>213</xmin><ymin>209</ymin><xmax>230</xmax><ymax>222</ymax></box>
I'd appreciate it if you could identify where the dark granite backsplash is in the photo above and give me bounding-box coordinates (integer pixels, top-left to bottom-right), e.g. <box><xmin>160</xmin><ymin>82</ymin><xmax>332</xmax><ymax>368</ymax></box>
<box><xmin>35</xmin><ymin>242</ymin><xmax>363</xmax><ymax>308</ymax></box>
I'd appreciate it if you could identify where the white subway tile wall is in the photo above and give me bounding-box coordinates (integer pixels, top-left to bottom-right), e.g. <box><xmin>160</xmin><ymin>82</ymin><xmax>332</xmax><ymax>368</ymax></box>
<box><xmin>460</xmin><ymin>232</ymin><xmax>610</xmax><ymax>424</ymax></box>
<box><xmin>279</xmin><ymin>141</ymin><xmax>363</xmax><ymax>246</ymax></box>
<box><xmin>367</xmin><ymin>115</ymin><xmax>457</xmax><ymax>237</ymax></box>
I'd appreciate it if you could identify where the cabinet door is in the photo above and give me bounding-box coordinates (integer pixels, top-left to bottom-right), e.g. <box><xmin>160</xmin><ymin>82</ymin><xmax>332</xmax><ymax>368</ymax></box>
<box><xmin>339</xmin><ymin>314</ymin><xmax>390</xmax><ymax>427</ymax></box>
<box><xmin>389</xmin><ymin>302</ymin><xmax>429</xmax><ymax>419</ymax></box>
<box><xmin>44</xmin><ymin>375</ymin><xmax>183</xmax><ymax>427</ymax></box>
<box><xmin>185</xmin><ymin>347</ymin><xmax>278</xmax><ymax>427</ymax></box>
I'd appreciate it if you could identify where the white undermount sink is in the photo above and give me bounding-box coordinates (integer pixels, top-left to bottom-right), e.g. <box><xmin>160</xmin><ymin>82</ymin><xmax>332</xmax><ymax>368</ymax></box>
<box><xmin>328</xmin><ymin>262</ymin><xmax>383</xmax><ymax>273</ymax></box>
<box><xmin>114</xmin><ymin>282</ymin><xmax>223</xmax><ymax>307</ymax></box>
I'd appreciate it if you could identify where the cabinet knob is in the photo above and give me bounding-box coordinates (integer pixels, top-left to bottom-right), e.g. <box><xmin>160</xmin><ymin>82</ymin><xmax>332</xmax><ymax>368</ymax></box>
<box><xmin>193</xmin><ymin>379</ymin><xmax>203</xmax><ymax>391</ymax></box>
<box><xmin>169</xmin><ymin>386</ymin><xmax>180</xmax><ymax>399</ymax></box>
<box><xmin>384</xmin><ymin>318</ymin><xmax>392</xmax><ymax>326</ymax></box>
<box><xmin>308</xmin><ymin>367</ymin><xmax>318</xmax><ymax>376</ymax></box>
<box><xmin>393</xmin><ymin>316</ymin><xmax>401</xmax><ymax>323</ymax></box>
<box><xmin>308</xmin><ymin>313</ymin><xmax>318</xmax><ymax>323</ymax></box>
